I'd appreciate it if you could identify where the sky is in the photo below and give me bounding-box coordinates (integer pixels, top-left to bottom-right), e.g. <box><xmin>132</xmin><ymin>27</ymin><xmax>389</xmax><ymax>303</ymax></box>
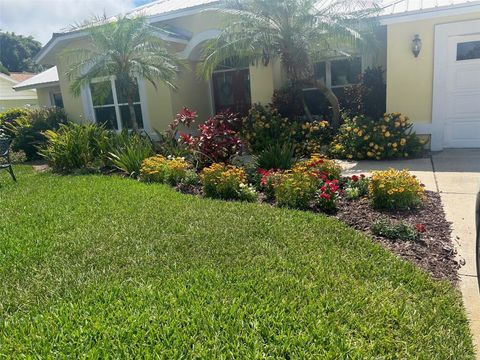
<box><xmin>0</xmin><ymin>0</ymin><xmax>155</xmax><ymax>45</ymax></box>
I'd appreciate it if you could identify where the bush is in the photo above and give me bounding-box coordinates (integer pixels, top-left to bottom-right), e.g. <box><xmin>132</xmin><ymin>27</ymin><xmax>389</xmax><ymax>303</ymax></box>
<box><xmin>40</xmin><ymin>123</ymin><xmax>110</xmax><ymax>173</ymax></box>
<box><xmin>108</xmin><ymin>131</ymin><xmax>154</xmax><ymax>177</ymax></box>
<box><xmin>371</xmin><ymin>220</ymin><xmax>419</xmax><ymax>241</ymax></box>
<box><xmin>271</xmin><ymin>84</ymin><xmax>305</xmax><ymax>119</ymax></box>
<box><xmin>187</xmin><ymin>112</ymin><xmax>243</xmax><ymax>168</ymax></box>
<box><xmin>0</xmin><ymin>108</ymin><xmax>31</xmax><ymax>135</ymax></box>
<box><xmin>140</xmin><ymin>155</ymin><xmax>192</xmax><ymax>185</ymax></box>
<box><xmin>343</xmin><ymin>174</ymin><xmax>369</xmax><ymax>200</ymax></box>
<box><xmin>274</xmin><ymin>171</ymin><xmax>318</xmax><ymax>209</ymax></box>
<box><xmin>329</xmin><ymin>113</ymin><xmax>426</xmax><ymax>160</ymax></box>
<box><xmin>155</xmin><ymin>107</ymin><xmax>197</xmax><ymax>158</ymax></box>
<box><xmin>293</xmin><ymin>154</ymin><xmax>342</xmax><ymax>181</ymax></box>
<box><xmin>316</xmin><ymin>179</ymin><xmax>341</xmax><ymax>213</ymax></box>
<box><xmin>200</xmin><ymin>163</ymin><xmax>255</xmax><ymax>201</ymax></box>
<box><xmin>257</xmin><ymin>168</ymin><xmax>283</xmax><ymax>200</ymax></box>
<box><xmin>342</xmin><ymin>67</ymin><xmax>386</xmax><ymax>119</ymax></box>
<box><xmin>369</xmin><ymin>169</ymin><xmax>425</xmax><ymax>210</ymax></box>
<box><xmin>253</xmin><ymin>142</ymin><xmax>296</xmax><ymax>171</ymax></box>
<box><xmin>3</xmin><ymin>107</ymin><xmax>68</xmax><ymax>160</ymax></box>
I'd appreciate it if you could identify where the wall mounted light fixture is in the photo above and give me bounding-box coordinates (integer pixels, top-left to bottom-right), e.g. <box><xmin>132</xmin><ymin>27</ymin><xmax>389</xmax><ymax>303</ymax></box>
<box><xmin>412</xmin><ymin>34</ymin><xmax>422</xmax><ymax>58</ymax></box>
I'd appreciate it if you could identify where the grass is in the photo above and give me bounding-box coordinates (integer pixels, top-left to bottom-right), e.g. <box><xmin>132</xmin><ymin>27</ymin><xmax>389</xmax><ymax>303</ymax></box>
<box><xmin>0</xmin><ymin>166</ymin><xmax>474</xmax><ymax>358</ymax></box>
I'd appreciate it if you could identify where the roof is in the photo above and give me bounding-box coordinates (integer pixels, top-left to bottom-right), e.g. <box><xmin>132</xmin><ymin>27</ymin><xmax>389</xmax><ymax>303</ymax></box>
<box><xmin>9</xmin><ymin>72</ymin><xmax>36</xmax><ymax>83</ymax></box>
<box><xmin>382</xmin><ymin>0</ymin><xmax>477</xmax><ymax>14</ymax></box>
<box><xmin>13</xmin><ymin>66</ymin><xmax>59</xmax><ymax>91</ymax></box>
<box><xmin>126</xmin><ymin>0</ymin><xmax>219</xmax><ymax>19</ymax></box>
<box><xmin>380</xmin><ymin>0</ymin><xmax>480</xmax><ymax>22</ymax></box>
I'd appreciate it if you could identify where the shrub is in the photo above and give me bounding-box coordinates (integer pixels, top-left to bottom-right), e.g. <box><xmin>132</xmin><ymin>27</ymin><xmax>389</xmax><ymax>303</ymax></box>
<box><xmin>343</xmin><ymin>174</ymin><xmax>369</xmax><ymax>200</ymax></box>
<box><xmin>329</xmin><ymin>113</ymin><xmax>426</xmax><ymax>160</ymax></box>
<box><xmin>200</xmin><ymin>163</ymin><xmax>255</xmax><ymax>201</ymax></box>
<box><xmin>371</xmin><ymin>220</ymin><xmax>419</xmax><ymax>241</ymax></box>
<box><xmin>316</xmin><ymin>179</ymin><xmax>341</xmax><ymax>213</ymax></box>
<box><xmin>342</xmin><ymin>67</ymin><xmax>386</xmax><ymax>119</ymax></box>
<box><xmin>293</xmin><ymin>154</ymin><xmax>342</xmax><ymax>181</ymax></box>
<box><xmin>253</xmin><ymin>142</ymin><xmax>296</xmax><ymax>171</ymax></box>
<box><xmin>274</xmin><ymin>171</ymin><xmax>318</xmax><ymax>209</ymax></box>
<box><xmin>140</xmin><ymin>155</ymin><xmax>192</xmax><ymax>185</ymax></box>
<box><xmin>271</xmin><ymin>84</ymin><xmax>305</xmax><ymax>119</ymax></box>
<box><xmin>40</xmin><ymin>123</ymin><xmax>110</xmax><ymax>173</ymax></box>
<box><xmin>155</xmin><ymin>107</ymin><xmax>197</xmax><ymax>157</ymax></box>
<box><xmin>187</xmin><ymin>112</ymin><xmax>243</xmax><ymax>168</ymax></box>
<box><xmin>0</xmin><ymin>108</ymin><xmax>31</xmax><ymax>135</ymax></box>
<box><xmin>108</xmin><ymin>131</ymin><xmax>154</xmax><ymax>177</ymax></box>
<box><xmin>369</xmin><ymin>169</ymin><xmax>425</xmax><ymax>210</ymax></box>
<box><xmin>4</xmin><ymin>107</ymin><xmax>68</xmax><ymax>160</ymax></box>
<box><xmin>242</xmin><ymin>105</ymin><xmax>295</xmax><ymax>154</ymax></box>
<box><xmin>257</xmin><ymin>168</ymin><xmax>283</xmax><ymax>200</ymax></box>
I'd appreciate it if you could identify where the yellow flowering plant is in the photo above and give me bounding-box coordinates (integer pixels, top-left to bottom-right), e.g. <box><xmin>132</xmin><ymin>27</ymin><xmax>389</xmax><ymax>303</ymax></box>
<box><xmin>274</xmin><ymin>171</ymin><xmax>319</xmax><ymax>209</ymax></box>
<box><xmin>140</xmin><ymin>155</ymin><xmax>192</xmax><ymax>185</ymax></box>
<box><xmin>242</xmin><ymin>104</ymin><xmax>333</xmax><ymax>157</ymax></box>
<box><xmin>369</xmin><ymin>168</ymin><xmax>425</xmax><ymax>209</ymax></box>
<box><xmin>329</xmin><ymin>113</ymin><xmax>426</xmax><ymax>160</ymax></box>
<box><xmin>293</xmin><ymin>154</ymin><xmax>342</xmax><ymax>180</ymax></box>
<box><xmin>200</xmin><ymin>163</ymin><xmax>256</xmax><ymax>201</ymax></box>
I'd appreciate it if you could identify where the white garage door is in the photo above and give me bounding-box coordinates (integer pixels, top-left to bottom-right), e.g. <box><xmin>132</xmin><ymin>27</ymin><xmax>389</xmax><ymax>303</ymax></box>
<box><xmin>432</xmin><ymin>20</ymin><xmax>480</xmax><ymax>150</ymax></box>
<box><xmin>445</xmin><ymin>34</ymin><xmax>480</xmax><ymax>148</ymax></box>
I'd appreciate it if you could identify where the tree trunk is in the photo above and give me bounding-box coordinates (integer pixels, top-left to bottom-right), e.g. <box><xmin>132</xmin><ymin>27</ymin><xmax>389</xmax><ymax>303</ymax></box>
<box><xmin>314</xmin><ymin>79</ymin><xmax>341</xmax><ymax>130</ymax></box>
<box><xmin>127</xmin><ymin>98</ymin><xmax>139</xmax><ymax>131</ymax></box>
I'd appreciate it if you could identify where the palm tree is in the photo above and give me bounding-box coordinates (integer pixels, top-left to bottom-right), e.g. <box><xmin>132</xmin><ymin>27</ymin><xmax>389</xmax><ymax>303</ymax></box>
<box><xmin>200</xmin><ymin>0</ymin><xmax>380</xmax><ymax>129</ymax></box>
<box><xmin>64</xmin><ymin>15</ymin><xmax>183</xmax><ymax>130</ymax></box>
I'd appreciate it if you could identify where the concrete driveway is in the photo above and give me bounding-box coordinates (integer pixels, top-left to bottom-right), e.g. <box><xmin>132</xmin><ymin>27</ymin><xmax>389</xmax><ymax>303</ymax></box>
<box><xmin>342</xmin><ymin>149</ymin><xmax>480</xmax><ymax>356</ymax></box>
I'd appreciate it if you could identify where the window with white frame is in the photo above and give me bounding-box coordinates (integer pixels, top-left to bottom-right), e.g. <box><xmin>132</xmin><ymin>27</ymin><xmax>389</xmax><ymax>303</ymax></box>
<box><xmin>313</xmin><ymin>56</ymin><xmax>362</xmax><ymax>94</ymax></box>
<box><xmin>90</xmin><ymin>77</ymin><xmax>143</xmax><ymax>130</ymax></box>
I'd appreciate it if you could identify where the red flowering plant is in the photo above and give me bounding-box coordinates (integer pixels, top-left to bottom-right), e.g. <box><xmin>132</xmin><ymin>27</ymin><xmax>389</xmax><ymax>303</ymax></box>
<box><xmin>257</xmin><ymin>168</ymin><xmax>283</xmax><ymax>200</ymax></box>
<box><xmin>316</xmin><ymin>179</ymin><xmax>341</xmax><ymax>213</ymax></box>
<box><xmin>342</xmin><ymin>174</ymin><xmax>369</xmax><ymax>200</ymax></box>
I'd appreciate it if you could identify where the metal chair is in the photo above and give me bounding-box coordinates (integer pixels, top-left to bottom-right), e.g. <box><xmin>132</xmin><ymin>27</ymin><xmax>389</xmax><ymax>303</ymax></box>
<box><xmin>0</xmin><ymin>136</ymin><xmax>16</xmax><ymax>182</ymax></box>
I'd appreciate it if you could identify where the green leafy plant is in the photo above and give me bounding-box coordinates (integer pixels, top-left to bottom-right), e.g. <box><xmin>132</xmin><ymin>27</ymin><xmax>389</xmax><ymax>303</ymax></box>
<box><xmin>369</xmin><ymin>169</ymin><xmax>425</xmax><ymax>210</ymax></box>
<box><xmin>39</xmin><ymin>123</ymin><xmax>110</xmax><ymax>173</ymax></box>
<box><xmin>253</xmin><ymin>143</ymin><xmax>296</xmax><ymax>171</ymax></box>
<box><xmin>371</xmin><ymin>220</ymin><xmax>419</xmax><ymax>241</ymax></box>
<box><xmin>108</xmin><ymin>131</ymin><xmax>154</xmax><ymax>177</ymax></box>
<box><xmin>0</xmin><ymin>108</ymin><xmax>31</xmax><ymax>136</ymax></box>
<box><xmin>316</xmin><ymin>179</ymin><xmax>341</xmax><ymax>213</ymax></box>
<box><xmin>329</xmin><ymin>113</ymin><xmax>426</xmax><ymax>160</ymax></box>
<box><xmin>4</xmin><ymin>107</ymin><xmax>68</xmax><ymax>160</ymax></box>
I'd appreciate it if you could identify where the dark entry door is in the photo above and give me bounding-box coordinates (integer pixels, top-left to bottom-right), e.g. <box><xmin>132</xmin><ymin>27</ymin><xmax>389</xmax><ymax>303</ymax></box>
<box><xmin>212</xmin><ymin>68</ymin><xmax>251</xmax><ymax>115</ymax></box>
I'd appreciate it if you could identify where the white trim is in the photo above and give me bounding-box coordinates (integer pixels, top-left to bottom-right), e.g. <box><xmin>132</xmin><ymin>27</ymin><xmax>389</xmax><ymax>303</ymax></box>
<box><xmin>81</xmin><ymin>84</ymin><xmax>95</xmax><ymax>123</ymax></box>
<box><xmin>411</xmin><ymin>122</ymin><xmax>433</xmax><ymax>135</ymax></box>
<box><xmin>380</xmin><ymin>3</ymin><xmax>480</xmax><ymax>25</ymax></box>
<box><xmin>180</xmin><ymin>29</ymin><xmax>221</xmax><ymax>59</ymax></box>
<box><xmin>147</xmin><ymin>6</ymin><xmax>219</xmax><ymax>25</ymax></box>
<box><xmin>14</xmin><ymin>81</ymin><xmax>60</xmax><ymax>91</ymax></box>
<box><xmin>431</xmin><ymin>18</ymin><xmax>480</xmax><ymax>151</ymax></box>
<box><xmin>137</xmin><ymin>78</ymin><xmax>153</xmax><ymax>134</ymax></box>
<box><xmin>36</xmin><ymin>29</ymin><xmax>187</xmax><ymax>65</ymax></box>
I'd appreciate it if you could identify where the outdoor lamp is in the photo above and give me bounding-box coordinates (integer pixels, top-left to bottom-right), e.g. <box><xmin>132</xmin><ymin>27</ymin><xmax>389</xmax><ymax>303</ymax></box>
<box><xmin>412</xmin><ymin>34</ymin><xmax>422</xmax><ymax>58</ymax></box>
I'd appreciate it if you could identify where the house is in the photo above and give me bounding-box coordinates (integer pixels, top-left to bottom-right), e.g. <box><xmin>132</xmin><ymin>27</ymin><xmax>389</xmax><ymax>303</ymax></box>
<box><xmin>34</xmin><ymin>0</ymin><xmax>480</xmax><ymax>151</ymax></box>
<box><xmin>12</xmin><ymin>66</ymin><xmax>63</xmax><ymax>108</ymax></box>
<box><xmin>0</xmin><ymin>72</ymin><xmax>38</xmax><ymax>111</ymax></box>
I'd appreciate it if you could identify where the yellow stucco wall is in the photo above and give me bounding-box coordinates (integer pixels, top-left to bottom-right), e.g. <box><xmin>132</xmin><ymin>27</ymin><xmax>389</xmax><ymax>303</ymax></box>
<box><xmin>55</xmin><ymin>39</ymin><xmax>90</xmax><ymax>122</ymax></box>
<box><xmin>386</xmin><ymin>12</ymin><xmax>480</xmax><ymax>123</ymax></box>
<box><xmin>143</xmin><ymin>80</ymin><xmax>174</xmax><ymax>133</ymax></box>
<box><xmin>36</xmin><ymin>88</ymin><xmax>51</xmax><ymax>107</ymax></box>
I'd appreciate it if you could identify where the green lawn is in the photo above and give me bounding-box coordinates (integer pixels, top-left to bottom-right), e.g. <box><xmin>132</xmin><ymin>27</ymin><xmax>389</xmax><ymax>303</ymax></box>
<box><xmin>0</xmin><ymin>167</ymin><xmax>474</xmax><ymax>358</ymax></box>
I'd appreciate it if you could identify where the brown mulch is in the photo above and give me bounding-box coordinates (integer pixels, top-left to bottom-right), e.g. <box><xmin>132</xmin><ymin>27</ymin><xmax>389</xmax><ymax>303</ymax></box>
<box><xmin>335</xmin><ymin>191</ymin><xmax>459</xmax><ymax>284</ymax></box>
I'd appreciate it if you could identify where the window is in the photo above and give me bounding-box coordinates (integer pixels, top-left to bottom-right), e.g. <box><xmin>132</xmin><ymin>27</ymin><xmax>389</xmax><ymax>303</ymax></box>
<box><xmin>90</xmin><ymin>77</ymin><xmax>143</xmax><ymax>130</ymax></box>
<box><xmin>50</xmin><ymin>92</ymin><xmax>63</xmax><ymax>108</ymax></box>
<box><xmin>314</xmin><ymin>57</ymin><xmax>362</xmax><ymax>90</ymax></box>
<box><xmin>457</xmin><ymin>40</ymin><xmax>480</xmax><ymax>61</ymax></box>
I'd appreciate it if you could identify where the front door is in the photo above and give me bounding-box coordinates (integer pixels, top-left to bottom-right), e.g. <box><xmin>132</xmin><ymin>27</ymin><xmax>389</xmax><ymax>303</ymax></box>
<box><xmin>212</xmin><ymin>68</ymin><xmax>251</xmax><ymax>115</ymax></box>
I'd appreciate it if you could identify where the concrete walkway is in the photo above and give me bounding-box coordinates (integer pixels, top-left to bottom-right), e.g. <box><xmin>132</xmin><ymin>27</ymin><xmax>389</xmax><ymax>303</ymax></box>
<box><xmin>341</xmin><ymin>149</ymin><xmax>480</xmax><ymax>357</ymax></box>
